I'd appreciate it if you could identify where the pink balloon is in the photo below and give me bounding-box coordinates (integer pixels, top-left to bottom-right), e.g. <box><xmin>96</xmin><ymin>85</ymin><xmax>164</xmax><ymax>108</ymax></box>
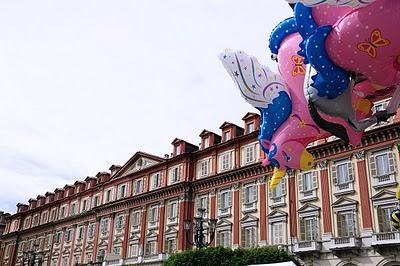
<box><xmin>263</xmin><ymin>32</ymin><xmax>366</xmax><ymax>172</ymax></box>
<box><xmin>326</xmin><ymin>0</ymin><xmax>400</xmax><ymax>87</ymax></box>
<box><xmin>312</xmin><ymin>4</ymin><xmax>352</xmax><ymax>26</ymax></box>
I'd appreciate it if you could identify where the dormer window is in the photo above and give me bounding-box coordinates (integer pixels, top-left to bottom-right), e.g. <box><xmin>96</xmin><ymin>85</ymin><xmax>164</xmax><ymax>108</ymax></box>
<box><xmin>224</xmin><ymin>131</ymin><xmax>231</xmax><ymax>142</ymax></box>
<box><xmin>246</xmin><ymin>122</ymin><xmax>255</xmax><ymax>134</ymax></box>
<box><xmin>175</xmin><ymin>145</ymin><xmax>181</xmax><ymax>156</ymax></box>
<box><xmin>203</xmin><ymin>137</ymin><xmax>209</xmax><ymax>149</ymax></box>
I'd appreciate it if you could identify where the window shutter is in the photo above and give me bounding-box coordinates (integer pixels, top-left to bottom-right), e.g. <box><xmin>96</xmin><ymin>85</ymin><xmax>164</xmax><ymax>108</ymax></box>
<box><xmin>312</xmin><ymin>171</ymin><xmax>318</xmax><ymax>189</ymax></box>
<box><xmin>242</xmin><ymin>187</ymin><xmax>246</xmax><ymax>204</ymax></box>
<box><xmin>228</xmin><ymin>191</ymin><xmax>232</xmax><ymax>207</ymax></box>
<box><xmin>218</xmin><ymin>155</ymin><xmax>223</xmax><ymax>172</ymax></box>
<box><xmin>268</xmin><ymin>180</ymin><xmax>273</xmax><ymax>199</ymax></box>
<box><xmin>252</xmin><ymin>185</ymin><xmax>257</xmax><ymax>202</ymax></box>
<box><xmin>179</xmin><ymin>165</ymin><xmax>183</xmax><ymax>180</ymax></box>
<box><xmin>377</xmin><ymin>207</ymin><xmax>385</xmax><ymax>232</ymax></box>
<box><xmin>230</xmin><ymin>151</ymin><xmax>235</xmax><ymax>168</ymax></box>
<box><xmin>145</xmin><ymin>242</ymin><xmax>150</xmax><ymax>255</ymax></box>
<box><xmin>241</xmin><ymin>148</ymin><xmax>245</xmax><ymax>166</ymax></box>
<box><xmin>255</xmin><ymin>143</ymin><xmax>260</xmax><ymax>161</ymax></box>
<box><xmin>218</xmin><ymin>193</ymin><xmax>222</xmax><ymax>210</ymax></box>
<box><xmin>299</xmin><ymin>218</ymin><xmax>305</xmax><ymax>241</ymax></box>
<box><xmin>282</xmin><ymin>179</ymin><xmax>287</xmax><ymax>195</ymax></box>
<box><xmin>196</xmin><ymin>162</ymin><xmax>201</xmax><ymax>178</ymax></box>
<box><xmin>388</xmin><ymin>152</ymin><xmax>396</xmax><ymax>173</ymax></box>
<box><xmin>195</xmin><ymin>197</ymin><xmax>200</xmax><ymax>211</ymax></box>
<box><xmin>241</xmin><ymin>228</ymin><xmax>245</xmax><ymax>247</ymax></box>
<box><xmin>297</xmin><ymin>174</ymin><xmax>303</xmax><ymax>192</ymax></box>
<box><xmin>209</xmin><ymin>158</ymin><xmax>213</xmax><ymax>174</ymax></box>
<box><xmin>370</xmin><ymin>155</ymin><xmax>377</xmax><ymax>177</ymax></box>
<box><xmin>331</xmin><ymin>164</ymin><xmax>338</xmax><ymax>185</ymax></box>
<box><xmin>348</xmin><ymin>162</ymin><xmax>355</xmax><ymax>182</ymax></box>
<box><xmin>337</xmin><ymin>214</ymin><xmax>343</xmax><ymax>237</ymax></box>
<box><xmin>167</xmin><ymin>204</ymin><xmax>172</xmax><ymax>219</ymax></box>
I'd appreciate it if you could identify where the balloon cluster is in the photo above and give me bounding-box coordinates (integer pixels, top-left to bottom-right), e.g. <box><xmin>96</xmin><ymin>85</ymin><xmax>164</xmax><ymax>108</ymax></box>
<box><xmin>220</xmin><ymin>0</ymin><xmax>400</xmax><ymax>188</ymax></box>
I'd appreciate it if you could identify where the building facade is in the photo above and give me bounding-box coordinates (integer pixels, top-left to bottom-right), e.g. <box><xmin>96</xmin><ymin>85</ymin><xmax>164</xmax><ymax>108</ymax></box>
<box><xmin>1</xmin><ymin>101</ymin><xmax>400</xmax><ymax>266</ymax></box>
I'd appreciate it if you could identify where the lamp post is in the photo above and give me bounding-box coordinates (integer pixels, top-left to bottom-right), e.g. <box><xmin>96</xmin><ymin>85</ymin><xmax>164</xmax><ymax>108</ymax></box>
<box><xmin>22</xmin><ymin>243</ymin><xmax>44</xmax><ymax>266</ymax></box>
<box><xmin>184</xmin><ymin>208</ymin><xmax>217</xmax><ymax>249</ymax></box>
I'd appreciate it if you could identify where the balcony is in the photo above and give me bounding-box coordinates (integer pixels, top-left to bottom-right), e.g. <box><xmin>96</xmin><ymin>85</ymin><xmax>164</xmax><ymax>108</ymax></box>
<box><xmin>372</xmin><ymin>173</ymin><xmax>397</xmax><ymax>189</ymax></box>
<box><xmin>269</xmin><ymin>196</ymin><xmax>285</xmax><ymax>208</ymax></box>
<box><xmin>294</xmin><ymin>241</ymin><xmax>322</xmax><ymax>253</ymax></box>
<box><xmin>299</xmin><ymin>190</ymin><xmax>318</xmax><ymax>203</ymax></box>
<box><xmin>372</xmin><ymin>231</ymin><xmax>400</xmax><ymax>247</ymax></box>
<box><xmin>333</xmin><ymin>182</ymin><xmax>355</xmax><ymax>196</ymax></box>
<box><xmin>330</xmin><ymin>237</ymin><xmax>361</xmax><ymax>251</ymax></box>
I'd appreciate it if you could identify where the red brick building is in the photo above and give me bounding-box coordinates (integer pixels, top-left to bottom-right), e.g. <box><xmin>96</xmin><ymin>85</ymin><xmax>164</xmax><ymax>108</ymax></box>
<box><xmin>1</xmin><ymin>99</ymin><xmax>400</xmax><ymax>266</ymax></box>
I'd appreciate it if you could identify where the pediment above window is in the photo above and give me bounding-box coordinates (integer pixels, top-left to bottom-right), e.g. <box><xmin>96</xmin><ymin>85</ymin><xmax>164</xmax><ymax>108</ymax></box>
<box><xmin>332</xmin><ymin>196</ymin><xmax>358</xmax><ymax>212</ymax></box>
<box><xmin>298</xmin><ymin>203</ymin><xmax>320</xmax><ymax>217</ymax></box>
<box><xmin>371</xmin><ymin>189</ymin><xmax>398</xmax><ymax>207</ymax></box>
<box><xmin>268</xmin><ymin>210</ymin><xmax>288</xmax><ymax>223</ymax></box>
<box><xmin>113</xmin><ymin>152</ymin><xmax>165</xmax><ymax>178</ymax></box>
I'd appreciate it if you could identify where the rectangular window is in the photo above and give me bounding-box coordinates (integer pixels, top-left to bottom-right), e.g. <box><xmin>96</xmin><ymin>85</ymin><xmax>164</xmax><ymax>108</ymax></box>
<box><xmin>145</xmin><ymin>241</ymin><xmax>157</xmax><ymax>255</ymax></box>
<box><xmin>116</xmin><ymin>215</ymin><xmax>124</xmax><ymax>230</ymax></box>
<box><xmin>218</xmin><ymin>190</ymin><xmax>232</xmax><ymax>215</ymax></box>
<box><xmin>71</xmin><ymin>203</ymin><xmax>77</xmax><ymax>215</ymax></box>
<box><xmin>165</xmin><ymin>238</ymin><xmax>177</xmax><ymax>253</ymax></box>
<box><xmin>244</xmin><ymin>145</ymin><xmax>255</xmax><ymax>164</ymax></box>
<box><xmin>33</xmin><ymin>215</ymin><xmax>39</xmax><ymax>226</ymax></box>
<box><xmin>50</xmin><ymin>209</ymin><xmax>57</xmax><ymax>222</ymax></box>
<box><xmin>167</xmin><ymin>201</ymin><xmax>178</xmax><ymax>222</ymax></box>
<box><xmin>112</xmin><ymin>246</ymin><xmax>121</xmax><ymax>255</ymax></box>
<box><xmin>337</xmin><ymin>163</ymin><xmax>350</xmax><ymax>184</ymax></box>
<box><xmin>77</xmin><ymin>226</ymin><xmax>84</xmax><ymax>240</ymax></box>
<box><xmin>105</xmin><ymin>190</ymin><xmax>112</xmax><ymax>203</ymax></box>
<box><xmin>303</xmin><ymin>173</ymin><xmax>313</xmax><ymax>191</ymax></box>
<box><xmin>133</xmin><ymin>210</ymin><xmax>141</xmax><ymax>227</ymax></box>
<box><xmin>220</xmin><ymin>152</ymin><xmax>232</xmax><ymax>171</ymax></box>
<box><xmin>93</xmin><ymin>195</ymin><xmax>100</xmax><ymax>207</ymax></box>
<box><xmin>377</xmin><ymin>206</ymin><xmax>396</xmax><ymax>233</ymax></box>
<box><xmin>134</xmin><ymin>179</ymin><xmax>143</xmax><ymax>195</ymax></box>
<box><xmin>246</xmin><ymin>122</ymin><xmax>255</xmax><ymax>134</ymax></box>
<box><xmin>129</xmin><ymin>244</ymin><xmax>139</xmax><ymax>257</ymax></box>
<box><xmin>41</xmin><ymin>212</ymin><xmax>48</xmax><ymax>224</ymax></box>
<box><xmin>65</xmin><ymin>229</ymin><xmax>73</xmax><ymax>242</ymax></box>
<box><xmin>176</xmin><ymin>145</ymin><xmax>181</xmax><ymax>155</ymax></box>
<box><xmin>118</xmin><ymin>184</ymin><xmax>127</xmax><ymax>199</ymax></box>
<box><xmin>24</xmin><ymin>217</ymin><xmax>31</xmax><ymax>229</ymax></box>
<box><xmin>203</xmin><ymin>137</ymin><xmax>209</xmax><ymax>149</ymax></box>
<box><xmin>376</xmin><ymin>153</ymin><xmax>390</xmax><ymax>176</ymax></box>
<box><xmin>55</xmin><ymin>232</ymin><xmax>62</xmax><ymax>244</ymax></box>
<box><xmin>224</xmin><ymin>131</ymin><xmax>231</xmax><ymax>142</ymax></box>
<box><xmin>217</xmin><ymin>231</ymin><xmax>231</xmax><ymax>248</ymax></box>
<box><xmin>271</xmin><ymin>222</ymin><xmax>285</xmax><ymax>245</ymax></box>
<box><xmin>170</xmin><ymin>166</ymin><xmax>181</xmax><ymax>183</ymax></box>
<box><xmin>81</xmin><ymin>199</ymin><xmax>88</xmax><ymax>212</ymax></box>
<box><xmin>337</xmin><ymin>212</ymin><xmax>355</xmax><ymax>237</ymax></box>
<box><xmin>149</xmin><ymin>206</ymin><xmax>159</xmax><ymax>223</ymax></box>
<box><xmin>243</xmin><ymin>184</ymin><xmax>257</xmax><ymax>204</ymax></box>
<box><xmin>100</xmin><ymin>219</ymin><xmax>109</xmax><ymax>234</ymax></box>
<box><xmin>200</xmin><ymin>160</ymin><xmax>209</xmax><ymax>177</ymax></box>
<box><xmin>299</xmin><ymin>217</ymin><xmax>318</xmax><ymax>241</ymax></box>
<box><xmin>241</xmin><ymin>227</ymin><xmax>257</xmax><ymax>248</ymax></box>
<box><xmin>151</xmin><ymin>173</ymin><xmax>162</xmax><ymax>189</ymax></box>
<box><xmin>88</xmin><ymin>223</ymin><xmax>95</xmax><ymax>238</ymax></box>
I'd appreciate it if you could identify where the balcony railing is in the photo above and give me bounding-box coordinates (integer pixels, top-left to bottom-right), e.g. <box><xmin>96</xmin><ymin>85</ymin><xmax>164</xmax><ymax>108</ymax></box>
<box><xmin>373</xmin><ymin>173</ymin><xmax>397</xmax><ymax>188</ymax></box>
<box><xmin>294</xmin><ymin>241</ymin><xmax>322</xmax><ymax>253</ymax></box>
<box><xmin>270</xmin><ymin>196</ymin><xmax>285</xmax><ymax>207</ymax></box>
<box><xmin>330</xmin><ymin>237</ymin><xmax>361</xmax><ymax>250</ymax></box>
<box><xmin>299</xmin><ymin>190</ymin><xmax>317</xmax><ymax>202</ymax></box>
<box><xmin>372</xmin><ymin>231</ymin><xmax>400</xmax><ymax>246</ymax></box>
<box><xmin>334</xmin><ymin>182</ymin><xmax>354</xmax><ymax>196</ymax></box>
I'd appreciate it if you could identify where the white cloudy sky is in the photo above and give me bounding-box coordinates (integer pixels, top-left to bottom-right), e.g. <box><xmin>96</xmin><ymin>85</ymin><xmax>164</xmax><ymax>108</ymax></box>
<box><xmin>0</xmin><ymin>0</ymin><xmax>291</xmax><ymax>214</ymax></box>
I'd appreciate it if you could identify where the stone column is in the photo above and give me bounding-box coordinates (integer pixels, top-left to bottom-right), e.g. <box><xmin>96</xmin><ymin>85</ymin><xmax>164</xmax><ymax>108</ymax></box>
<box><xmin>157</xmin><ymin>201</ymin><xmax>166</xmax><ymax>253</ymax></box>
<box><xmin>355</xmin><ymin>151</ymin><xmax>373</xmax><ymax>232</ymax></box>
<box><xmin>318</xmin><ymin>160</ymin><xmax>333</xmax><ymax>238</ymax></box>
<box><xmin>232</xmin><ymin>183</ymin><xmax>240</xmax><ymax>249</ymax></box>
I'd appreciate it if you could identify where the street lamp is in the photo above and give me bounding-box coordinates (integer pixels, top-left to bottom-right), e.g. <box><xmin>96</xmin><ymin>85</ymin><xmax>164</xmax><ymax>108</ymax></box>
<box><xmin>184</xmin><ymin>208</ymin><xmax>217</xmax><ymax>249</ymax></box>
